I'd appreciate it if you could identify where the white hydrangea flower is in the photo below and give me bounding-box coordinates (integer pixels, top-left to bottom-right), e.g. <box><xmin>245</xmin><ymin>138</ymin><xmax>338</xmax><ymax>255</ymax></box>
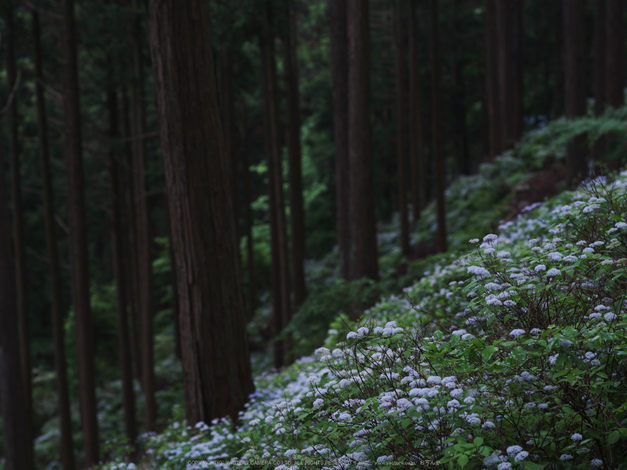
<box><xmin>548</xmin><ymin>252</ymin><xmax>563</xmax><ymax>261</ymax></box>
<box><xmin>560</xmin><ymin>454</ymin><xmax>573</xmax><ymax>461</ymax></box>
<box><xmin>571</xmin><ymin>433</ymin><xmax>582</xmax><ymax>441</ymax></box>
<box><xmin>315</xmin><ymin>347</ymin><xmax>330</xmax><ymax>356</ymax></box>
<box><xmin>604</xmin><ymin>313</ymin><xmax>617</xmax><ymax>321</ymax></box>
<box><xmin>510</xmin><ymin>329</ymin><xmax>525</xmax><ymax>337</ymax></box>
<box><xmin>483</xmin><ymin>234</ymin><xmax>498</xmax><ymax>243</ymax></box>
<box><xmin>590</xmin><ymin>459</ymin><xmax>603</xmax><ymax>467</ymax></box>
<box><xmin>507</xmin><ymin>445</ymin><xmax>523</xmax><ymax>455</ymax></box>
<box><xmin>534</xmin><ymin>264</ymin><xmax>546</xmax><ymax>272</ymax></box>
<box><xmin>546</xmin><ymin>268</ymin><xmax>561</xmax><ymax>276</ymax></box>
<box><xmin>515</xmin><ymin>451</ymin><xmax>529</xmax><ymax>461</ymax></box>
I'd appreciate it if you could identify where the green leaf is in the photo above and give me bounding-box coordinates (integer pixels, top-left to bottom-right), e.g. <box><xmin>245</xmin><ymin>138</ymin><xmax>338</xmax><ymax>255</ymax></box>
<box><xmin>458</xmin><ymin>454</ymin><xmax>469</xmax><ymax>468</ymax></box>
<box><xmin>473</xmin><ymin>436</ymin><xmax>484</xmax><ymax>447</ymax></box>
<box><xmin>482</xmin><ymin>346</ymin><xmax>497</xmax><ymax>362</ymax></box>
<box><xmin>523</xmin><ymin>462</ymin><xmax>547</xmax><ymax>470</ymax></box>
<box><xmin>608</xmin><ymin>430</ymin><xmax>622</xmax><ymax>445</ymax></box>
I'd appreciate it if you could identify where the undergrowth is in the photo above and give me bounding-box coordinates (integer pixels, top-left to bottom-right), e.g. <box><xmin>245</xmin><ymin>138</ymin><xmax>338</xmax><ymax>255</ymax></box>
<box><xmin>95</xmin><ymin>170</ymin><xmax>627</xmax><ymax>470</ymax></box>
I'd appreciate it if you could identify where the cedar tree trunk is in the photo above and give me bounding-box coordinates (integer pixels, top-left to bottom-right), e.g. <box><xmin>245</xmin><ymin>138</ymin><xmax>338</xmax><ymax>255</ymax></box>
<box><xmin>148</xmin><ymin>0</ymin><xmax>255</xmax><ymax>424</ymax></box>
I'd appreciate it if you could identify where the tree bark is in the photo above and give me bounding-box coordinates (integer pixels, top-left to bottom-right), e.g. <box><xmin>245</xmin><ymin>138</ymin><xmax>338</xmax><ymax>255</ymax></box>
<box><xmin>107</xmin><ymin>79</ymin><xmax>137</xmax><ymax>445</ymax></box>
<box><xmin>512</xmin><ymin>0</ymin><xmax>524</xmax><ymax>142</ymax></box>
<box><xmin>606</xmin><ymin>0</ymin><xmax>624</xmax><ymax>109</ymax></box>
<box><xmin>394</xmin><ymin>0</ymin><xmax>410</xmax><ymax>257</ymax></box>
<box><xmin>0</xmin><ymin>15</ymin><xmax>33</xmax><ymax>461</ymax></box>
<box><xmin>130</xmin><ymin>0</ymin><xmax>156</xmax><ymax>431</ymax></box>
<box><xmin>592</xmin><ymin>0</ymin><xmax>606</xmax><ymax>163</ymax></box>
<box><xmin>408</xmin><ymin>0</ymin><xmax>425</xmax><ymax>224</ymax></box>
<box><xmin>495</xmin><ymin>0</ymin><xmax>515</xmax><ymax>148</ymax></box>
<box><xmin>347</xmin><ymin>0</ymin><xmax>378</xmax><ymax>281</ymax></box>
<box><xmin>121</xmin><ymin>87</ymin><xmax>143</xmax><ymax>384</ymax></box>
<box><xmin>329</xmin><ymin>0</ymin><xmax>351</xmax><ymax>279</ymax></box>
<box><xmin>5</xmin><ymin>2</ymin><xmax>33</xmax><ymax>463</ymax></box>
<box><xmin>284</xmin><ymin>0</ymin><xmax>307</xmax><ymax>310</ymax></box>
<box><xmin>219</xmin><ymin>47</ymin><xmax>239</xmax><ymax>221</ymax></box>
<box><xmin>261</xmin><ymin>0</ymin><xmax>292</xmax><ymax>367</ymax></box>
<box><xmin>148</xmin><ymin>0</ymin><xmax>255</xmax><ymax>424</ymax></box>
<box><xmin>0</xmin><ymin>148</ymin><xmax>33</xmax><ymax>470</ymax></box>
<box><xmin>452</xmin><ymin>1</ymin><xmax>470</xmax><ymax>175</ymax></box>
<box><xmin>563</xmin><ymin>0</ymin><xmax>587</xmax><ymax>185</ymax></box>
<box><xmin>32</xmin><ymin>10</ymin><xmax>76</xmax><ymax>469</ymax></box>
<box><xmin>485</xmin><ymin>0</ymin><xmax>502</xmax><ymax>160</ymax></box>
<box><xmin>239</xmin><ymin>102</ymin><xmax>256</xmax><ymax>321</ymax></box>
<box><xmin>431</xmin><ymin>0</ymin><xmax>447</xmax><ymax>253</ymax></box>
<box><xmin>62</xmin><ymin>0</ymin><xmax>100</xmax><ymax>463</ymax></box>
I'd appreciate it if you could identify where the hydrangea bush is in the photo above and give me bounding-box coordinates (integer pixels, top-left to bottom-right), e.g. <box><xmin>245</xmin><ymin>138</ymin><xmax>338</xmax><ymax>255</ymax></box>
<box><xmin>96</xmin><ymin>174</ymin><xmax>627</xmax><ymax>470</ymax></box>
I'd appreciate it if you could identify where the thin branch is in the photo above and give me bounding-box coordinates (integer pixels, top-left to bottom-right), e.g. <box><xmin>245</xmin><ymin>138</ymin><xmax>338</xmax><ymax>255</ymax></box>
<box><xmin>38</xmin><ymin>77</ymin><xmax>65</xmax><ymax>102</ymax></box>
<box><xmin>26</xmin><ymin>247</ymin><xmax>70</xmax><ymax>270</ymax></box>
<box><xmin>0</xmin><ymin>71</ymin><xmax>22</xmax><ymax>116</ymax></box>
<box><xmin>54</xmin><ymin>214</ymin><xmax>70</xmax><ymax>235</ymax></box>
<box><xmin>22</xmin><ymin>0</ymin><xmax>63</xmax><ymax>20</ymax></box>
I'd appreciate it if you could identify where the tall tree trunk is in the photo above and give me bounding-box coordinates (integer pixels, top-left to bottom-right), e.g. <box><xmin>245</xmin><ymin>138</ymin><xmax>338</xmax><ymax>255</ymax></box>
<box><xmin>551</xmin><ymin>2</ymin><xmax>564</xmax><ymax>120</ymax></box>
<box><xmin>121</xmin><ymin>87</ymin><xmax>143</xmax><ymax>384</ymax></box>
<box><xmin>512</xmin><ymin>0</ymin><xmax>524</xmax><ymax>142</ymax></box>
<box><xmin>261</xmin><ymin>0</ymin><xmax>292</xmax><ymax>367</ymax></box>
<box><xmin>563</xmin><ymin>0</ymin><xmax>587</xmax><ymax>185</ymax></box>
<box><xmin>284</xmin><ymin>0</ymin><xmax>307</xmax><ymax>310</ymax></box>
<box><xmin>329</xmin><ymin>0</ymin><xmax>351</xmax><ymax>279</ymax></box>
<box><xmin>62</xmin><ymin>0</ymin><xmax>100</xmax><ymax>463</ymax></box>
<box><xmin>408</xmin><ymin>0</ymin><xmax>425</xmax><ymax>223</ymax></box>
<box><xmin>166</xmin><ymin>209</ymin><xmax>181</xmax><ymax>359</ymax></box>
<box><xmin>5</xmin><ymin>2</ymin><xmax>32</xmax><ymax>463</ymax></box>
<box><xmin>431</xmin><ymin>0</ymin><xmax>447</xmax><ymax>253</ymax></box>
<box><xmin>219</xmin><ymin>47</ymin><xmax>239</xmax><ymax>220</ymax></box>
<box><xmin>0</xmin><ymin>140</ymin><xmax>33</xmax><ymax>470</ymax></box>
<box><xmin>148</xmin><ymin>0</ymin><xmax>255</xmax><ymax>424</ymax></box>
<box><xmin>32</xmin><ymin>10</ymin><xmax>76</xmax><ymax>469</ymax></box>
<box><xmin>452</xmin><ymin>1</ymin><xmax>470</xmax><ymax>175</ymax></box>
<box><xmin>347</xmin><ymin>0</ymin><xmax>378</xmax><ymax>281</ymax></box>
<box><xmin>592</xmin><ymin>0</ymin><xmax>606</xmax><ymax>163</ymax></box>
<box><xmin>453</xmin><ymin>59</ymin><xmax>470</xmax><ymax>175</ymax></box>
<box><xmin>606</xmin><ymin>0</ymin><xmax>624</xmax><ymax>109</ymax></box>
<box><xmin>485</xmin><ymin>0</ymin><xmax>502</xmax><ymax>160</ymax></box>
<box><xmin>107</xmin><ymin>79</ymin><xmax>137</xmax><ymax>445</ymax></box>
<box><xmin>239</xmin><ymin>103</ymin><xmax>256</xmax><ymax>320</ymax></box>
<box><xmin>130</xmin><ymin>0</ymin><xmax>156</xmax><ymax>431</ymax></box>
<box><xmin>495</xmin><ymin>0</ymin><xmax>514</xmax><ymax>148</ymax></box>
<box><xmin>394</xmin><ymin>0</ymin><xmax>410</xmax><ymax>257</ymax></box>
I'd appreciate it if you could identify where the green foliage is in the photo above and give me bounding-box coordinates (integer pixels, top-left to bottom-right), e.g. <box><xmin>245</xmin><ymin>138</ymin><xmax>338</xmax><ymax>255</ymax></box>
<box><xmin>282</xmin><ymin>279</ymin><xmax>384</xmax><ymax>359</ymax></box>
<box><xmin>414</xmin><ymin>154</ymin><xmax>528</xmax><ymax>253</ymax></box>
<box><xmin>98</xmin><ymin>171</ymin><xmax>627</xmax><ymax>470</ymax></box>
<box><xmin>518</xmin><ymin>105</ymin><xmax>627</xmax><ymax>169</ymax></box>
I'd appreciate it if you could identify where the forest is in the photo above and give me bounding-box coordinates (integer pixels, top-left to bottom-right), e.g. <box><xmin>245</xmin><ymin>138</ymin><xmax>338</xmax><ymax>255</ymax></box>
<box><xmin>1</xmin><ymin>0</ymin><xmax>627</xmax><ymax>469</ymax></box>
